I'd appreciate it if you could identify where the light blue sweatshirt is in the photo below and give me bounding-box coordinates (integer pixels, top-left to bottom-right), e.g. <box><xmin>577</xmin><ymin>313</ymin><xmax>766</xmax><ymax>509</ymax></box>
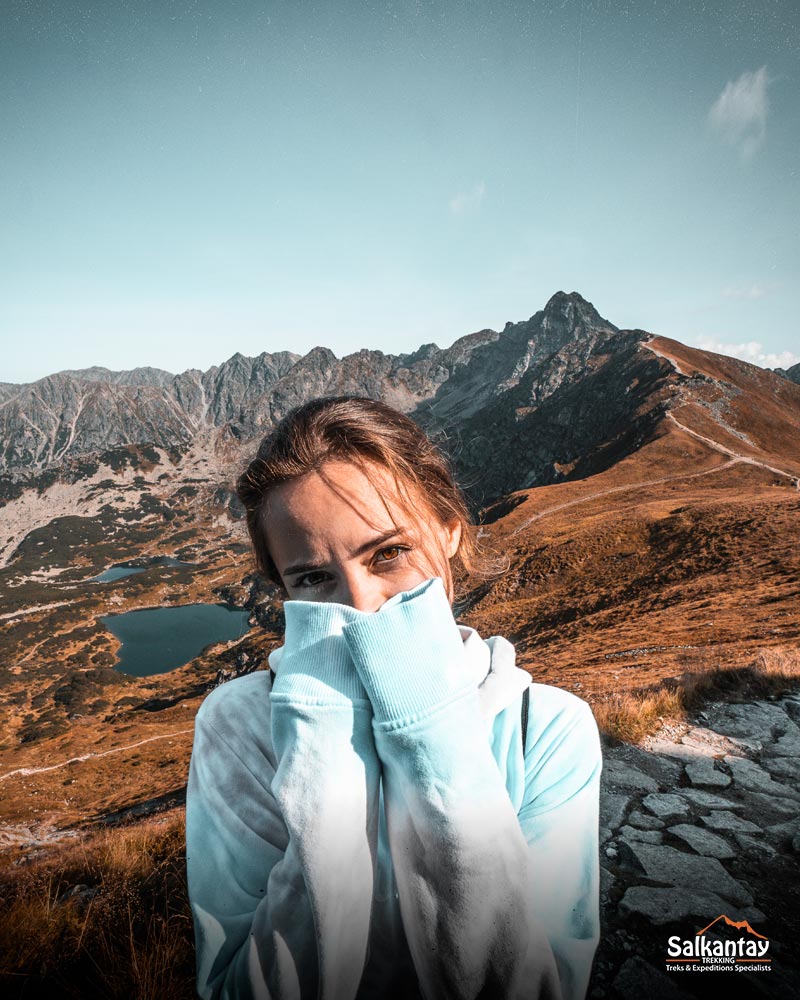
<box><xmin>186</xmin><ymin>576</ymin><xmax>602</xmax><ymax>1000</ymax></box>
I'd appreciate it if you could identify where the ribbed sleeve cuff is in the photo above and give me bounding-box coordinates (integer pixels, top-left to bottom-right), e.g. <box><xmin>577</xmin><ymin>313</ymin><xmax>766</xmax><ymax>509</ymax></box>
<box><xmin>272</xmin><ymin>599</ymin><xmax>369</xmax><ymax>704</ymax></box>
<box><xmin>342</xmin><ymin>577</ymin><xmax>470</xmax><ymax>724</ymax></box>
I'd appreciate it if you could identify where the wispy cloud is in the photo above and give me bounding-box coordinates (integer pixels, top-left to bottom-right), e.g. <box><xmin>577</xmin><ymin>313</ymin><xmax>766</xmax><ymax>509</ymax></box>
<box><xmin>721</xmin><ymin>283</ymin><xmax>767</xmax><ymax>301</ymax></box>
<box><xmin>694</xmin><ymin>337</ymin><xmax>799</xmax><ymax>370</ymax></box>
<box><xmin>708</xmin><ymin>66</ymin><xmax>770</xmax><ymax>158</ymax></box>
<box><xmin>449</xmin><ymin>181</ymin><xmax>486</xmax><ymax>215</ymax></box>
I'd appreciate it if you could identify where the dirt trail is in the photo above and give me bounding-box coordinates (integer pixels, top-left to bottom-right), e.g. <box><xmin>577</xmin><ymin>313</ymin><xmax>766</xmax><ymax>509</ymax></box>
<box><xmin>511</xmin><ymin>412</ymin><xmax>798</xmax><ymax>537</ymax></box>
<box><xmin>667</xmin><ymin>412</ymin><xmax>800</xmax><ymax>485</ymax></box>
<box><xmin>0</xmin><ymin>728</ymin><xmax>194</xmax><ymax>783</ymax></box>
<box><xmin>643</xmin><ymin>338</ymin><xmax>687</xmax><ymax>375</ymax></box>
<box><xmin>510</xmin><ymin>458</ymin><xmax>739</xmax><ymax>536</ymax></box>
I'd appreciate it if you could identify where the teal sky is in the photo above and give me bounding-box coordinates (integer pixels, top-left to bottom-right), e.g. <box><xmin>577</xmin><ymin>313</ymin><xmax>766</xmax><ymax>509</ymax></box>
<box><xmin>2</xmin><ymin>1</ymin><xmax>798</xmax><ymax>383</ymax></box>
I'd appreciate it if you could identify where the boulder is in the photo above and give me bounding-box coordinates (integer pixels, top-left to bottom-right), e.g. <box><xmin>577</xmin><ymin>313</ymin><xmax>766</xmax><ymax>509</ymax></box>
<box><xmin>733</xmin><ymin>833</ymin><xmax>777</xmax><ymax>858</ymax></box>
<box><xmin>684</xmin><ymin>759</ymin><xmax>731</xmax><ymax>788</ymax></box>
<box><xmin>627</xmin><ymin>809</ymin><xmax>664</xmax><ymax>831</ymax></box>
<box><xmin>619</xmin><ymin>885</ymin><xmax>764</xmax><ymax>926</ymax></box>
<box><xmin>603</xmin><ymin>760</ymin><xmax>659</xmax><ymax>794</ymax></box>
<box><xmin>738</xmin><ymin>790</ymin><xmax>798</xmax><ymax>819</ymax></box>
<box><xmin>677</xmin><ymin>788</ymin><xmax>738</xmax><ymax>810</ymax></box>
<box><xmin>700</xmin><ymin>811</ymin><xmax>762</xmax><ymax>835</ymax></box>
<box><xmin>724</xmin><ymin>755</ymin><xmax>800</xmax><ymax>798</ymax></box>
<box><xmin>600</xmin><ymin>791</ymin><xmax>632</xmax><ymax>831</ymax></box>
<box><xmin>641</xmin><ymin>793</ymin><xmax>690</xmax><ymax>821</ymax></box>
<box><xmin>617</xmin><ymin>841</ymin><xmax>754</xmax><ymax>906</ymax></box>
<box><xmin>619</xmin><ymin>825</ymin><xmax>663</xmax><ymax>845</ymax></box>
<box><xmin>761</xmin><ymin>756</ymin><xmax>799</xmax><ymax>781</ymax></box>
<box><xmin>667</xmin><ymin>823</ymin><xmax>736</xmax><ymax>859</ymax></box>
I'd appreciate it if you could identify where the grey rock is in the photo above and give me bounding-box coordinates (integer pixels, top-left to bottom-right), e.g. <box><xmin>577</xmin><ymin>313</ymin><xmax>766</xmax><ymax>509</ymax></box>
<box><xmin>627</xmin><ymin>810</ymin><xmax>665</xmax><ymax>831</ymax></box>
<box><xmin>599</xmin><ymin>791</ymin><xmax>631</xmax><ymax>831</ymax></box>
<box><xmin>611</xmin><ymin>745</ymin><xmax>682</xmax><ymax>785</ymax></box>
<box><xmin>782</xmin><ymin>695</ymin><xmax>800</xmax><ymax>723</ymax></box>
<box><xmin>667</xmin><ymin>823</ymin><xmax>736</xmax><ymax>859</ymax></box>
<box><xmin>684</xmin><ymin>759</ymin><xmax>731</xmax><ymax>788</ymax></box>
<box><xmin>599</xmin><ymin>866</ymin><xmax>616</xmax><ymax>897</ymax></box>
<box><xmin>772</xmin><ymin>731</ymin><xmax>800</xmax><ymax>757</ymax></box>
<box><xmin>644</xmin><ymin>739</ymin><xmax>701</xmax><ymax>761</ymax></box>
<box><xmin>724</xmin><ymin>755</ymin><xmax>800</xmax><ymax>798</ymax></box>
<box><xmin>613</xmin><ymin>956</ymin><xmax>691</xmax><ymax>1000</ymax></box>
<box><xmin>738</xmin><ymin>790</ymin><xmax>799</xmax><ymax>818</ymax></box>
<box><xmin>619</xmin><ymin>825</ymin><xmax>663</xmax><ymax>845</ymax></box>
<box><xmin>619</xmin><ymin>885</ymin><xmax>764</xmax><ymax>926</ymax></box>
<box><xmin>701</xmin><ymin>811</ymin><xmax>762</xmax><ymax>835</ymax></box>
<box><xmin>761</xmin><ymin>756</ymin><xmax>800</xmax><ymax>781</ymax></box>
<box><xmin>599</xmin><ymin>825</ymin><xmax>613</xmax><ymax>845</ymax></box>
<box><xmin>678</xmin><ymin>788</ymin><xmax>739</xmax><ymax>810</ymax></box>
<box><xmin>727</xmin><ymin>736</ymin><xmax>764</xmax><ymax>753</ymax></box>
<box><xmin>705</xmin><ymin>702</ymin><xmax>794</xmax><ymax>740</ymax></box>
<box><xmin>603</xmin><ymin>760</ymin><xmax>659</xmax><ymax>794</ymax></box>
<box><xmin>641</xmin><ymin>793</ymin><xmax>691</xmax><ymax>820</ymax></box>
<box><xmin>775</xmin><ymin>361</ymin><xmax>800</xmax><ymax>385</ymax></box>
<box><xmin>765</xmin><ymin>819</ymin><xmax>800</xmax><ymax>844</ymax></box>
<box><xmin>734</xmin><ymin>833</ymin><xmax>777</xmax><ymax>858</ymax></box>
<box><xmin>617</xmin><ymin>841</ymin><xmax>754</xmax><ymax>906</ymax></box>
<box><xmin>679</xmin><ymin>730</ymin><xmax>731</xmax><ymax>757</ymax></box>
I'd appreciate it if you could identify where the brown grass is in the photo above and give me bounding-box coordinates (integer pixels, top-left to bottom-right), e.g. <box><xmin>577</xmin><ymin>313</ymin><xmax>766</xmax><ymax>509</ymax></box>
<box><xmin>593</xmin><ymin>644</ymin><xmax>800</xmax><ymax>744</ymax></box>
<box><xmin>0</xmin><ymin>811</ymin><xmax>195</xmax><ymax>1000</ymax></box>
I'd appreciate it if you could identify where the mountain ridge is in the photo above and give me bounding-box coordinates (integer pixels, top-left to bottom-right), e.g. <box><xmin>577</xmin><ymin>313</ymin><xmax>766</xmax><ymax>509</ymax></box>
<box><xmin>2</xmin><ymin>291</ymin><xmax>798</xmax><ymax>520</ymax></box>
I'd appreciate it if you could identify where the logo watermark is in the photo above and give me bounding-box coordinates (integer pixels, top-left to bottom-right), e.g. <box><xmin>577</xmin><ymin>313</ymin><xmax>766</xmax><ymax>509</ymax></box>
<box><xmin>665</xmin><ymin>914</ymin><xmax>771</xmax><ymax>975</ymax></box>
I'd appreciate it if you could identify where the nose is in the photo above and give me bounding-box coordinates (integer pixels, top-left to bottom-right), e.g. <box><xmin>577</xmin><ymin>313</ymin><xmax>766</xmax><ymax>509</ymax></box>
<box><xmin>338</xmin><ymin>569</ymin><xmax>388</xmax><ymax>614</ymax></box>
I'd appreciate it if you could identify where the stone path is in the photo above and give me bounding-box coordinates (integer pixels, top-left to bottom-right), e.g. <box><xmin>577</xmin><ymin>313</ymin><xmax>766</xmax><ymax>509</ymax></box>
<box><xmin>590</xmin><ymin>692</ymin><xmax>800</xmax><ymax>999</ymax></box>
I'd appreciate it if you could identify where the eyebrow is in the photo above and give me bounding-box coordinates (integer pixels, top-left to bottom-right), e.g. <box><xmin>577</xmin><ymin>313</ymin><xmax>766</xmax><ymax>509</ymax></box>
<box><xmin>282</xmin><ymin>527</ymin><xmax>408</xmax><ymax>578</ymax></box>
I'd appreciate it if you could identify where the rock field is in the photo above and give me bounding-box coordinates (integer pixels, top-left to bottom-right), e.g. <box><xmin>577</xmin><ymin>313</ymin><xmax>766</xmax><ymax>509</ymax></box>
<box><xmin>590</xmin><ymin>693</ymin><xmax>800</xmax><ymax>999</ymax></box>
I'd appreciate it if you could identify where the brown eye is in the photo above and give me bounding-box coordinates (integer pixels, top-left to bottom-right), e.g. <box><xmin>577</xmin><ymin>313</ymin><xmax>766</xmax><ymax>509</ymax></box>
<box><xmin>375</xmin><ymin>545</ymin><xmax>407</xmax><ymax>563</ymax></box>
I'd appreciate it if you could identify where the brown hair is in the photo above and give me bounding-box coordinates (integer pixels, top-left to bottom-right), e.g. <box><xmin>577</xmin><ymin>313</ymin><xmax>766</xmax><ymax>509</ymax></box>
<box><xmin>235</xmin><ymin>395</ymin><xmax>502</xmax><ymax>603</ymax></box>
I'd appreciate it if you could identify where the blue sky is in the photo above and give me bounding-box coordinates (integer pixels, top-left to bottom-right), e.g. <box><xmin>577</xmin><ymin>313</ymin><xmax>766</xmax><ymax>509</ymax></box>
<box><xmin>1</xmin><ymin>0</ymin><xmax>798</xmax><ymax>383</ymax></box>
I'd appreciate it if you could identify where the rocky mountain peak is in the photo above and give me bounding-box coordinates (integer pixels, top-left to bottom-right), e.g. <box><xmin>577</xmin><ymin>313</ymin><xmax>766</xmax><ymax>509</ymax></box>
<box><xmin>541</xmin><ymin>290</ymin><xmax>614</xmax><ymax>331</ymax></box>
<box><xmin>500</xmin><ymin>291</ymin><xmax>617</xmax><ymax>352</ymax></box>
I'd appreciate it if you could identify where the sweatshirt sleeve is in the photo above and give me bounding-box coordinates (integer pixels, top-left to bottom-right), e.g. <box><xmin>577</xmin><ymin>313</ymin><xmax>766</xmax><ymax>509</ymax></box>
<box><xmin>517</xmin><ymin>686</ymin><xmax>603</xmax><ymax>1000</ymax></box>
<box><xmin>185</xmin><ymin>600</ymin><xmax>382</xmax><ymax>1000</ymax></box>
<box><xmin>341</xmin><ymin>576</ymin><xmax>564</xmax><ymax>1000</ymax></box>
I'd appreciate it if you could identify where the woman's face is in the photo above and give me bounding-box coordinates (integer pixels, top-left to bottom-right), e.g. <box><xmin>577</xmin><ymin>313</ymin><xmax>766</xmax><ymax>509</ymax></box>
<box><xmin>263</xmin><ymin>459</ymin><xmax>461</xmax><ymax>612</ymax></box>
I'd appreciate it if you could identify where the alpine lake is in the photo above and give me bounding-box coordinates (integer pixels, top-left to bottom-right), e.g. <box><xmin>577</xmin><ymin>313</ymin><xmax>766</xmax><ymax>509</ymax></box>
<box><xmin>96</xmin><ymin>557</ymin><xmax>251</xmax><ymax>677</ymax></box>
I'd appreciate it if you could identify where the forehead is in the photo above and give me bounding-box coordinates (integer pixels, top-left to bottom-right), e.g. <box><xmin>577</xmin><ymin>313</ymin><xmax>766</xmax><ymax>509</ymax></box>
<box><xmin>262</xmin><ymin>460</ymin><xmax>419</xmax><ymax>551</ymax></box>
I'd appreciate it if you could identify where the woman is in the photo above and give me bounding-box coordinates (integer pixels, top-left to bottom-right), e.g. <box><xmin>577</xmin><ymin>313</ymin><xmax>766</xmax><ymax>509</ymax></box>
<box><xmin>185</xmin><ymin>395</ymin><xmax>602</xmax><ymax>1000</ymax></box>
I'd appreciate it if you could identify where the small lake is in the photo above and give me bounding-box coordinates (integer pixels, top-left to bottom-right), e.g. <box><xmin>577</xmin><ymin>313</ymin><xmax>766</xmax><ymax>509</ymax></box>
<box><xmin>101</xmin><ymin>603</ymin><xmax>250</xmax><ymax>676</ymax></box>
<box><xmin>92</xmin><ymin>556</ymin><xmax>194</xmax><ymax>583</ymax></box>
<box><xmin>94</xmin><ymin>566</ymin><xmax>147</xmax><ymax>582</ymax></box>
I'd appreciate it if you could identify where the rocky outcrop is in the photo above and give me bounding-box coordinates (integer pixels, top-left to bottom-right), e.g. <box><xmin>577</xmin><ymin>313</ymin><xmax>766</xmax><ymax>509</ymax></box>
<box><xmin>774</xmin><ymin>362</ymin><xmax>800</xmax><ymax>386</ymax></box>
<box><xmin>593</xmin><ymin>693</ymin><xmax>800</xmax><ymax>998</ymax></box>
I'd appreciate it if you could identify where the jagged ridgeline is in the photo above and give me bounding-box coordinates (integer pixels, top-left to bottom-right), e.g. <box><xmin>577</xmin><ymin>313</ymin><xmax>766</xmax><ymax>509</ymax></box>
<box><xmin>0</xmin><ymin>291</ymin><xmax>768</xmax><ymax>504</ymax></box>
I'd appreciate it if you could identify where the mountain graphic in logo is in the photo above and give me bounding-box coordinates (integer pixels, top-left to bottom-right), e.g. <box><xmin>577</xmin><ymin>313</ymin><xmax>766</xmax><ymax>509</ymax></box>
<box><xmin>696</xmin><ymin>915</ymin><xmax>767</xmax><ymax>940</ymax></box>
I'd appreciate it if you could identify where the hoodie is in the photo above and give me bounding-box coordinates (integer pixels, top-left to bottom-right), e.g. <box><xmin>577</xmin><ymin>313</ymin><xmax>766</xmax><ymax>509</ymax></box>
<box><xmin>186</xmin><ymin>576</ymin><xmax>602</xmax><ymax>1000</ymax></box>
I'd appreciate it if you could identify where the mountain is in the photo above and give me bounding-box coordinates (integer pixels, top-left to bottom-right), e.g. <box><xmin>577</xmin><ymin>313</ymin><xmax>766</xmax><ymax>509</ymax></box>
<box><xmin>3</xmin><ymin>290</ymin><xmax>799</xmax><ymax>516</ymax></box>
<box><xmin>0</xmin><ymin>291</ymin><xmax>620</xmax><ymax>481</ymax></box>
<box><xmin>775</xmin><ymin>362</ymin><xmax>800</xmax><ymax>385</ymax></box>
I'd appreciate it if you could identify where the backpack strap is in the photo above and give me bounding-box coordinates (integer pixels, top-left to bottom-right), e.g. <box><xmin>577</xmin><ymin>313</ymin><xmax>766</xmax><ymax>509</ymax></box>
<box><xmin>520</xmin><ymin>685</ymin><xmax>530</xmax><ymax>755</ymax></box>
